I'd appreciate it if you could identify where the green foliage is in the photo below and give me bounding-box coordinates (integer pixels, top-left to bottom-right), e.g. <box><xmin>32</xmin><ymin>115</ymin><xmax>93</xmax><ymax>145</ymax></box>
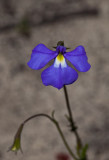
<box><xmin>80</xmin><ymin>144</ymin><xmax>88</xmax><ymax>160</ymax></box>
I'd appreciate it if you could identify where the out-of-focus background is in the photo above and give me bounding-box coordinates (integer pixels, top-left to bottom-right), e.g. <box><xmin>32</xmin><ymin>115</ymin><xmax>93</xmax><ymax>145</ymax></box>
<box><xmin>0</xmin><ymin>0</ymin><xmax>109</xmax><ymax>160</ymax></box>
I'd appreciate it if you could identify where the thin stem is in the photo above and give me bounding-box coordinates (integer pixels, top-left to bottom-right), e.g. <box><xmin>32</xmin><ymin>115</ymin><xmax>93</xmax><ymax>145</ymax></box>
<box><xmin>23</xmin><ymin>113</ymin><xmax>54</xmax><ymax>124</ymax></box>
<box><xmin>22</xmin><ymin>113</ymin><xmax>78</xmax><ymax>160</ymax></box>
<box><xmin>54</xmin><ymin>120</ymin><xmax>78</xmax><ymax>160</ymax></box>
<box><xmin>63</xmin><ymin>85</ymin><xmax>74</xmax><ymax>123</ymax></box>
<box><xmin>63</xmin><ymin>85</ymin><xmax>82</xmax><ymax>149</ymax></box>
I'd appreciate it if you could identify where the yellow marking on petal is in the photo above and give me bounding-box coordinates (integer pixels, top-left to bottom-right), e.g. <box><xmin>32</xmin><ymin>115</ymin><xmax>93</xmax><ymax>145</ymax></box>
<box><xmin>54</xmin><ymin>53</ymin><xmax>67</xmax><ymax>68</ymax></box>
<box><xmin>57</xmin><ymin>53</ymin><xmax>64</xmax><ymax>62</ymax></box>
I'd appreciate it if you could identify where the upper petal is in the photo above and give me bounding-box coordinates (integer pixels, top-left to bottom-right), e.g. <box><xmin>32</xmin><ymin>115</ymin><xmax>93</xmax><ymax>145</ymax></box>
<box><xmin>27</xmin><ymin>44</ymin><xmax>57</xmax><ymax>70</ymax></box>
<box><xmin>64</xmin><ymin>46</ymin><xmax>91</xmax><ymax>72</ymax></box>
<box><xmin>41</xmin><ymin>57</ymin><xmax>78</xmax><ymax>89</ymax></box>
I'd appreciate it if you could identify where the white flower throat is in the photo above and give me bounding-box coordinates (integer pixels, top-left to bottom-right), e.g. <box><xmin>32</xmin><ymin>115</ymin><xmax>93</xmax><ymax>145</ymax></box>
<box><xmin>54</xmin><ymin>53</ymin><xmax>67</xmax><ymax>68</ymax></box>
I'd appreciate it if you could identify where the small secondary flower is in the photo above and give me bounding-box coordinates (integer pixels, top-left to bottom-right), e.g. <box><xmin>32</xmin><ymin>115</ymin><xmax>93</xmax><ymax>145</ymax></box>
<box><xmin>8</xmin><ymin>124</ymin><xmax>24</xmax><ymax>154</ymax></box>
<box><xmin>27</xmin><ymin>41</ymin><xmax>91</xmax><ymax>89</ymax></box>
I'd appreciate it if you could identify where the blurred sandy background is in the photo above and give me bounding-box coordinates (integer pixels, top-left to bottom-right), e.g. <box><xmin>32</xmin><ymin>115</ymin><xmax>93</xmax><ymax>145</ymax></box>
<box><xmin>0</xmin><ymin>0</ymin><xmax>109</xmax><ymax>160</ymax></box>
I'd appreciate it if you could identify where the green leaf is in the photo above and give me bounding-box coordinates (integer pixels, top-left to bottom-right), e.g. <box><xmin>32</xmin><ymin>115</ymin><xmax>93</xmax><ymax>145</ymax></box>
<box><xmin>80</xmin><ymin>144</ymin><xmax>88</xmax><ymax>160</ymax></box>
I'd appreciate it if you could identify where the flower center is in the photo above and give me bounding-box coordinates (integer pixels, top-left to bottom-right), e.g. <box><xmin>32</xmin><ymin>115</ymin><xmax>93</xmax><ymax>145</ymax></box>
<box><xmin>56</xmin><ymin>45</ymin><xmax>66</xmax><ymax>55</ymax></box>
<box><xmin>57</xmin><ymin>53</ymin><xmax>64</xmax><ymax>62</ymax></box>
<box><xmin>54</xmin><ymin>53</ymin><xmax>67</xmax><ymax>68</ymax></box>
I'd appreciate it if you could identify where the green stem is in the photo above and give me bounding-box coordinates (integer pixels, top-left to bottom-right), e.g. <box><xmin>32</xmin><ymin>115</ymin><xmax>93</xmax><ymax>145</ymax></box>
<box><xmin>63</xmin><ymin>85</ymin><xmax>82</xmax><ymax>149</ymax></box>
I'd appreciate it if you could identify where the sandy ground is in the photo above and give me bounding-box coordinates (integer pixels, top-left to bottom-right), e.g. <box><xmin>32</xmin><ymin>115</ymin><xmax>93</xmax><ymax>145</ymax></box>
<box><xmin>0</xmin><ymin>0</ymin><xmax>109</xmax><ymax>160</ymax></box>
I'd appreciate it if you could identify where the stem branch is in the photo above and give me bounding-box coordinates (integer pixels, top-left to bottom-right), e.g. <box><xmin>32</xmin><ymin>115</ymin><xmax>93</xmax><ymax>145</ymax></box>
<box><xmin>54</xmin><ymin>120</ymin><xmax>78</xmax><ymax>160</ymax></box>
<box><xmin>22</xmin><ymin>113</ymin><xmax>78</xmax><ymax>160</ymax></box>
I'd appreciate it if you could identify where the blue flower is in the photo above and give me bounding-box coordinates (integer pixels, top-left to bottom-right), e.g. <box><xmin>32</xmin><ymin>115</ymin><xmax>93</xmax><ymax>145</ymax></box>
<box><xmin>27</xmin><ymin>41</ymin><xmax>91</xmax><ymax>89</ymax></box>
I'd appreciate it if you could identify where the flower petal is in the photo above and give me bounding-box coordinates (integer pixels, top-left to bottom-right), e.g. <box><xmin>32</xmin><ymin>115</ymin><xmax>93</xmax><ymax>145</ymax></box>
<box><xmin>27</xmin><ymin>44</ymin><xmax>57</xmax><ymax>69</ymax></box>
<box><xmin>41</xmin><ymin>57</ymin><xmax>78</xmax><ymax>89</ymax></box>
<box><xmin>64</xmin><ymin>46</ymin><xmax>91</xmax><ymax>72</ymax></box>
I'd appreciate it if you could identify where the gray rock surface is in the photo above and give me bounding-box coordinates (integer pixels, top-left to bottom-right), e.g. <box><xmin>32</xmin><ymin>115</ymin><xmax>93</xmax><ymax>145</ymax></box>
<box><xmin>0</xmin><ymin>0</ymin><xmax>109</xmax><ymax>160</ymax></box>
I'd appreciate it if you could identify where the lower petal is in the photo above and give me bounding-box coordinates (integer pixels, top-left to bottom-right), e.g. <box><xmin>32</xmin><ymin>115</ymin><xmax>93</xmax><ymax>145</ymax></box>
<box><xmin>41</xmin><ymin>64</ymin><xmax>78</xmax><ymax>89</ymax></box>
